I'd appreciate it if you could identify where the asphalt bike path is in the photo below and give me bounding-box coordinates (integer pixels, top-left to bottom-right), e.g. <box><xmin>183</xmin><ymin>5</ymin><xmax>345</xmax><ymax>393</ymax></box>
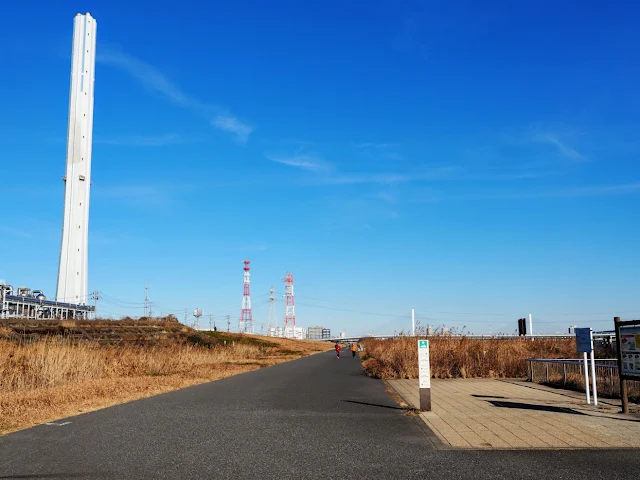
<box><xmin>0</xmin><ymin>351</ymin><xmax>638</xmax><ymax>479</ymax></box>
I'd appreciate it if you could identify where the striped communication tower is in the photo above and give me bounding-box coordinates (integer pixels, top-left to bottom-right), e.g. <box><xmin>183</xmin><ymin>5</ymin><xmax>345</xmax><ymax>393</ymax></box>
<box><xmin>283</xmin><ymin>272</ymin><xmax>295</xmax><ymax>337</ymax></box>
<box><xmin>239</xmin><ymin>260</ymin><xmax>253</xmax><ymax>333</ymax></box>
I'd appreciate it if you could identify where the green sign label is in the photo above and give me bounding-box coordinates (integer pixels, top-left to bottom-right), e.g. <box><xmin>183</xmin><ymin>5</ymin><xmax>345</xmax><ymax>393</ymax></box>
<box><xmin>419</xmin><ymin>340</ymin><xmax>429</xmax><ymax>348</ymax></box>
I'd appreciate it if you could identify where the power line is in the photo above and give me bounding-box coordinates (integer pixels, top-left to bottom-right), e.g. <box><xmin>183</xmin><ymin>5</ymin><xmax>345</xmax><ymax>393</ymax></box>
<box><xmin>293</xmin><ymin>300</ymin><xmax>410</xmax><ymax>319</ymax></box>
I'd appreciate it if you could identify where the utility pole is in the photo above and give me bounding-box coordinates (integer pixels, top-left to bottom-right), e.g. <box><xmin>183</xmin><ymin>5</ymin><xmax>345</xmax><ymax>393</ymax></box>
<box><xmin>144</xmin><ymin>283</ymin><xmax>149</xmax><ymax>317</ymax></box>
<box><xmin>91</xmin><ymin>290</ymin><xmax>101</xmax><ymax>319</ymax></box>
<box><xmin>209</xmin><ymin>314</ymin><xmax>213</xmax><ymax>331</ymax></box>
<box><xmin>226</xmin><ymin>315</ymin><xmax>231</xmax><ymax>332</ymax></box>
<box><xmin>529</xmin><ymin>313</ymin><xmax>533</xmax><ymax>336</ymax></box>
<box><xmin>412</xmin><ymin>309</ymin><xmax>415</xmax><ymax>336</ymax></box>
<box><xmin>184</xmin><ymin>309</ymin><xmax>188</xmax><ymax>325</ymax></box>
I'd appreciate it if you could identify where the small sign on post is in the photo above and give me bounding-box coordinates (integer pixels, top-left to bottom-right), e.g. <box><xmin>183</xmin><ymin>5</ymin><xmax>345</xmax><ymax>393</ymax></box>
<box><xmin>418</xmin><ymin>340</ymin><xmax>431</xmax><ymax>411</ymax></box>
<box><xmin>575</xmin><ymin>327</ymin><xmax>597</xmax><ymax>406</ymax></box>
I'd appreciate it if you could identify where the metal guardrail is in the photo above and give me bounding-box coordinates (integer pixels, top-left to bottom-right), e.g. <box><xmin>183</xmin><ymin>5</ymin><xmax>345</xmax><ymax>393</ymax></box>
<box><xmin>526</xmin><ymin>358</ymin><xmax>627</xmax><ymax>398</ymax></box>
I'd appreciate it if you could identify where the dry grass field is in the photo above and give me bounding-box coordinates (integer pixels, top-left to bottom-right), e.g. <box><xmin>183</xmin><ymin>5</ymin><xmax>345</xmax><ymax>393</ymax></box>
<box><xmin>361</xmin><ymin>336</ymin><xmax>577</xmax><ymax>379</ymax></box>
<box><xmin>0</xmin><ymin>320</ymin><xmax>330</xmax><ymax>435</ymax></box>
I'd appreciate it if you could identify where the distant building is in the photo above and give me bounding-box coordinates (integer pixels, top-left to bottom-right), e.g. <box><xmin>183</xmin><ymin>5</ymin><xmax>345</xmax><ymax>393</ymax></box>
<box><xmin>268</xmin><ymin>326</ymin><xmax>284</xmax><ymax>337</ymax></box>
<box><xmin>308</xmin><ymin>326</ymin><xmax>324</xmax><ymax>340</ymax></box>
<box><xmin>339</xmin><ymin>331</ymin><xmax>346</xmax><ymax>338</ymax></box>
<box><xmin>284</xmin><ymin>326</ymin><xmax>306</xmax><ymax>340</ymax></box>
<box><xmin>322</xmin><ymin>328</ymin><xmax>331</xmax><ymax>340</ymax></box>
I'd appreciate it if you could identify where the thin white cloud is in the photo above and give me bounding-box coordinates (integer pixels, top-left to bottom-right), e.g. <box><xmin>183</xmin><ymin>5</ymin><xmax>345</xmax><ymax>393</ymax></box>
<box><xmin>535</xmin><ymin>134</ymin><xmax>584</xmax><ymax>160</ymax></box>
<box><xmin>323</xmin><ymin>166</ymin><xmax>459</xmax><ymax>185</ymax></box>
<box><xmin>546</xmin><ymin>183</ymin><xmax>640</xmax><ymax>197</ymax></box>
<box><xmin>98</xmin><ymin>50</ymin><xmax>199</xmax><ymax>108</ymax></box>
<box><xmin>212</xmin><ymin>116</ymin><xmax>254</xmax><ymax>144</ymax></box>
<box><xmin>462</xmin><ymin>182</ymin><xmax>640</xmax><ymax>200</ymax></box>
<box><xmin>95</xmin><ymin>134</ymin><xmax>186</xmax><ymax>147</ymax></box>
<box><xmin>324</xmin><ymin>173</ymin><xmax>412</xmax><ymax>185</ymax></box>
<box><xmin>98</xmin><ymin>49</ymin><xmax>253</xmax><ymax>142</ymax></box>
<box><xmin>266</xmin><ymin>153</ymin><xmax>332</xmax><ymax>173</ymax></box>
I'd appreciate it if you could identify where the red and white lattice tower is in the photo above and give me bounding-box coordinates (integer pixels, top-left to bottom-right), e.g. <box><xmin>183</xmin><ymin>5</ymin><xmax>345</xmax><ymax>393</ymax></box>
<box><xmin>239</xmin><ymin>260</ymin><xmax>253</xmax><ymax>334</ymax></box>
<box><xmin>283</xmin><ymin>272</ymin><xmax>295</xmax><ymax>338</ymax></box>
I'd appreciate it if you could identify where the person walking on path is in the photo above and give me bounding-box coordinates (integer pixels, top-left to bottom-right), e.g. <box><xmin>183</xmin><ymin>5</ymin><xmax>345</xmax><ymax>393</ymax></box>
<box><xmin>335</xmin><ymin>343</ymin><xmax>341</xmax><ymax>359</ymax></box>
<box><xmin>351</xmin><ymin>343</ymin><xmax>357</xmax><ymax>358</ymax></box>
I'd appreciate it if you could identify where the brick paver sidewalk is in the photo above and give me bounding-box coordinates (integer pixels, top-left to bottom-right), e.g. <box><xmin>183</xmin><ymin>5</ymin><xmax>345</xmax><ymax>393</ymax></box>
<box><xmin>388</xmin><ymin>378</ymin><xmax>640</xmax><ymax>449</ymax></box>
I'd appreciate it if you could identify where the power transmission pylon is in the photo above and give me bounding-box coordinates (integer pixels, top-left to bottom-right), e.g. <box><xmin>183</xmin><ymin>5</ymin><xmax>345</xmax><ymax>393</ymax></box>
<box><xmin>267</xmin><ymin>285</ymin><xmax>277</xmax><ymax>336</ymax></box>
<box><xmin>226</xmin><ymin>315</ymin><xmax>231</xmax><ymax>332</ymax></box>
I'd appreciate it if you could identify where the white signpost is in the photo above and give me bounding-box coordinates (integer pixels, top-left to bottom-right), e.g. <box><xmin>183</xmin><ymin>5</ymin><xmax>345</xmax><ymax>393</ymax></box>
<box><xmin>418</xmin><ymin>340</ymin><xmax>431</xmax><ymax>411</ymax></box>
<box><xmin>575</xmin><ymin>327</ymin><xmax>597</xmax><ymax>406</ymax></box>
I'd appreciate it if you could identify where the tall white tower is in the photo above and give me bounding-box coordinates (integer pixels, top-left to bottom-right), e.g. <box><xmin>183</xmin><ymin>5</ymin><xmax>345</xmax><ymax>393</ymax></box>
<box><xmin>56</xmin><ymin>13</ymin><xmax>97</xmax><ymax>305</ymax></box>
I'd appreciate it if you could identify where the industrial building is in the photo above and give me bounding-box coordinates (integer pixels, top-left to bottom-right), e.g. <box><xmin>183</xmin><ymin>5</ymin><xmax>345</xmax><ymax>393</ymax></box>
<box><xmin>0</xmin><ymin>285</ymin><xmax>93</xmax><ymax>319</ymax></box>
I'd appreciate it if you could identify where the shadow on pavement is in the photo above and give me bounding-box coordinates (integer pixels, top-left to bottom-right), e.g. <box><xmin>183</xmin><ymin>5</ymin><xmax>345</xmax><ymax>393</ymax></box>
<box><xmin>488</xmin><ymin>400</ymin><xmax>586</xmax><ymax>415</ymax></box>
<box><xmin>471</xmin><ymin>394</ymin><xmax>506</xmax><ymax>399</ymax></box>
<box><xmin>343</xmin><ymin>400</ymin><xmax>407</xmax><ymax>410</ymax></box>
<box><xmin>0</xmin><ymin>474</ymin><xmax>99</xmax><ymax>479</ymax></box>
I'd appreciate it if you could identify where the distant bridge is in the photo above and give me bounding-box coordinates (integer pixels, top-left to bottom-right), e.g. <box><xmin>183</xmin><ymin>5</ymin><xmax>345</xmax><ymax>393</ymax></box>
<box><xmin>326</xmin><ymin>332</ymin><xmax>616</xmax><ymax>343</ymax></box>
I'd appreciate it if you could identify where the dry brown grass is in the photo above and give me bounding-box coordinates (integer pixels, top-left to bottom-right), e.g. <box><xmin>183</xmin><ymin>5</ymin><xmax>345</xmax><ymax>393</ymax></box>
<box><xmin>361</xmin><ymin>336</ymin><xmax>576</xmax><ymax>379</ymax></box>
<box><xmin>0</xmin><ymin>330</ymin><xmax>330</xmax><ymax>435</ymax></box>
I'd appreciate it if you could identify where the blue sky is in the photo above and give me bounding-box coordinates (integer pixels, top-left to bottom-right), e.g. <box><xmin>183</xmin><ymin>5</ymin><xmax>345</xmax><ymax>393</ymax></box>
<box><xmin>1</xmin><ymin>1</ymin><xmax>639</xmax><ymax>335</ymax></box>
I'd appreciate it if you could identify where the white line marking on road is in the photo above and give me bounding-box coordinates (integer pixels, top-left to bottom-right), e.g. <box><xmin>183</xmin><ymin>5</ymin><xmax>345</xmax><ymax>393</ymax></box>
<box><xmin>44</xmin><ymin>422</ymin><xmax>72</xmax><ymax>426</ymax></box>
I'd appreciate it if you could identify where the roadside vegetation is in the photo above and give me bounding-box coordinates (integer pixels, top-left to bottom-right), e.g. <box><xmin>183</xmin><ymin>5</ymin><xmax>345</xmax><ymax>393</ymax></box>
<box><xmin>361</xmin><ymin>336</ymin><xmax>578</xmax><ymax>379</ymax></box>
<box><xmin>0</xmin><ymin>319</ymin><xmax>330</xmax><ymax>435</ymax></box>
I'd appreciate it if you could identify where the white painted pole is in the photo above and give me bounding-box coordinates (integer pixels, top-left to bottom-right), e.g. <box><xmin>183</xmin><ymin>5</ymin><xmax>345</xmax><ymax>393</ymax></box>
<box><xmin>529</xmin><ymin>313</ymin><xmax>533</xmax><ymax>336</ymax></box>
<box><xmin>411</xmin><ymin>309</ymin><xmax>415</xmax><ymax>336</ymax></box>
<box><xmin>418</xmin><ymin>340</ymin><xmax>431</xmax><ymax>411</ymax></box>
<box><xmin>583</xmin><ymin>352</ymin><xmax>591</xmax><ymax>404</ymax></box>
<box><xmin>590</xmin><ymin>350</ymin><xmax>598</xmax><ymax>406</ymax></box>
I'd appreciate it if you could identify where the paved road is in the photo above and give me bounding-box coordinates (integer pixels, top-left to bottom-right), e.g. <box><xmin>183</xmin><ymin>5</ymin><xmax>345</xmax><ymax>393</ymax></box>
<box><xmin>1</xmin><ymin>352</ymin><xmax>639</xmax><ymax>479</ymax></box>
